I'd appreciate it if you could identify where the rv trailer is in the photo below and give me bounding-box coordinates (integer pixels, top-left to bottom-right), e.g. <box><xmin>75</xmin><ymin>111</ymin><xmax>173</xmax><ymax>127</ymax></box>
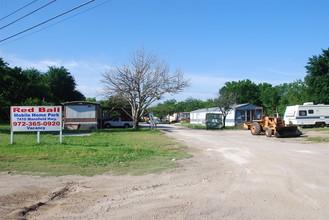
<box><xmin>284</xmin><ymin>102</ymin><xmax>329</xmax><ymax>127</ymax></box>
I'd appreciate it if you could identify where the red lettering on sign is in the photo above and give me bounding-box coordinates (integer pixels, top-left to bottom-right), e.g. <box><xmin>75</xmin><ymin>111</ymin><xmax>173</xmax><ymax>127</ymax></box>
<box><xmin>13</xmin><ymin>108</ymin><xmax>34</xmax><ymax>112</ymax></box>
<box><xmin>38</xmin><ymin>107</ymin><xmax>60</xmax><ymax>112</ymax></box>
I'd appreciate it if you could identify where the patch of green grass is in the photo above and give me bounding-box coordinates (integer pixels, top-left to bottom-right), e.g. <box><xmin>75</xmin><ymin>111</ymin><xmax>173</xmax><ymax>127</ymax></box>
<box><xmin>305</xmin><ymin>137</ymin><xmax>329</xmax><ymax>142</ymax></box>
<box><xmin>0</xmin><ymin>124</ymin><xmax>191</xmax><ymax>176</ymax></box>
<box><xmin>184</xmin><ymin>123</ymin><xmax>206</xmax><ymax>129</ymax></box>
<box><xmin>300</xmin><ymin>127</ymin><xmax>329</xmax><ymax>132</ymax></box>
<box><xmin>300</xmin><ymin>127</ymin><xmax>329</xmax><ymax>142</ymax></box>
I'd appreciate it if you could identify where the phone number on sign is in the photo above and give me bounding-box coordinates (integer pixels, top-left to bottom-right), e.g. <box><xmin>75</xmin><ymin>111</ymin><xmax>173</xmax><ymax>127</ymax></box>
<box><xmin>13</xmin><ymin>121</ymin><xmax>61</xmax><ymax>126</ymax></box>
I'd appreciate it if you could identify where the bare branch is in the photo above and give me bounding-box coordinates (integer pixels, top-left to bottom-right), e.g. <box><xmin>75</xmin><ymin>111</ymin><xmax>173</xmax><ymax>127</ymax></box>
<box><xmin>101</xmin><ymin>48</ymin><xmax>189</xmax><ymax>129</ymax></box>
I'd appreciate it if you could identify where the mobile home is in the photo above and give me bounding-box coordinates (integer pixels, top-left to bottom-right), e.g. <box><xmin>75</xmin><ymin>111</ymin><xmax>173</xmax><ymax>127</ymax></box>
<box><xmin>62</xmin><ymin>101</ymin><xmax>102</xmax><ymax>130</ymax></box>
<box><xmin>190</xmin><ymin>103</ymin><xmax>258</xmax><ymax>126</ymax></box>
<box><xmin>284</xmin><ymin>102</ymin><xmax>329</xmax><ymax>127</ymax></box>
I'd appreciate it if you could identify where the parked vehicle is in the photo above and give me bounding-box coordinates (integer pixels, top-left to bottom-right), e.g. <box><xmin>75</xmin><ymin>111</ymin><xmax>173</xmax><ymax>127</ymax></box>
<box><xmin>103</xmin><ymin>117</ymin><xmax>133</xmax><ymax>128</ymax></box>
<box><xmin>244</xmin><ymin>107</ymin><xmax>301</xmax><ymax>138</ymax></box>
<box><xmin>284</xmin><ymin>102</ymin><xmax>329</xmax><ymax>127</ymax></box>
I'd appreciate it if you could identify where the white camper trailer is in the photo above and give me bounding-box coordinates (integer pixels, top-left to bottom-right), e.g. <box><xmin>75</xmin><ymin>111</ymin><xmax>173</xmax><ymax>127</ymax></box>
<box><xmin>284</xmin><ymin>102</ymin><xmax>329</xmax><ymax>127</ymax></box>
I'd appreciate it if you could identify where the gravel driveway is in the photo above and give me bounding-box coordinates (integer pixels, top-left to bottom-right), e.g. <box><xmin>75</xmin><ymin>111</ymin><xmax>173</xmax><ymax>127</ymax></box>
<box><xmin>1</xmin><ymin>124</ymin><xmax>328</xmax><ymax>219</ymax></box>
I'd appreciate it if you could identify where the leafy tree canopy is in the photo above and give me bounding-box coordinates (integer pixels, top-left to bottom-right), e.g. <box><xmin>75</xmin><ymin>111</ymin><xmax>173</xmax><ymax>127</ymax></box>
<box><xmin>219</xmin><ymin>79</ymin><xmax>261</xmax><ymax>106</ymax></box>
<box><xmin>304</xmin><ymin>48</ymin><xmax>329</xmax><ymax>104</ymax></box>
<box><xmin>0</xmin><ymin>58</ymin><xmax>85</xmax><ymax>120</ymax></box>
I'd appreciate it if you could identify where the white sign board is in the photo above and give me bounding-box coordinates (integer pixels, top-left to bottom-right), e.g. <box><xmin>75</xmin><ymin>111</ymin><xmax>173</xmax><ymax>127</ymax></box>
<box><xmin>11</xmin><ymin>106</ymin><xmax>62</xmax><ymax>132</ymax></box>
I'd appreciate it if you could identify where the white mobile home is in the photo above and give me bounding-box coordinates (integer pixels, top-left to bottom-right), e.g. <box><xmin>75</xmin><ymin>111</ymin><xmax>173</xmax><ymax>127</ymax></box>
<box><xmin>284</xmin><ymin>102</ymin><xmax>329</xmax><ymax>127</ymax></box>
<box><xmin>190</xmin><ymin>103</ymin><xmax>258</xmax><ymax>126</ymax></box>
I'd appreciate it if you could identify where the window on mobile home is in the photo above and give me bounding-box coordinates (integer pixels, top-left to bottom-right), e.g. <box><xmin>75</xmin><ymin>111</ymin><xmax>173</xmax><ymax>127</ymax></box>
<box><xmin>308</xmin><ymin>110</ymin><xmax>314</xmax><ymax>114</ymax></box>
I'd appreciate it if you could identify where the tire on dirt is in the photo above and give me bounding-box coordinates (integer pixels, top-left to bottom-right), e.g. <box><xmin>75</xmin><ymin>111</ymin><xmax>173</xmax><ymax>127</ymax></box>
<box><xmin>265</xmin><ymin>127</ymin><xmax>272</xmax><ymax>137</ymax></box>
<box><xmin>251</xmin><ymin>122</ymin><xmax>261</xmax><ymax>135</ymax></box>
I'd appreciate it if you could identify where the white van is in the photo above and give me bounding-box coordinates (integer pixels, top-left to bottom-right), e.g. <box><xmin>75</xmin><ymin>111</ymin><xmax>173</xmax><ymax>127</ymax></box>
<box><xmin>284</xmin><ymin>102</ymin><xmax>329</xmax><ymax>127</ymax></box>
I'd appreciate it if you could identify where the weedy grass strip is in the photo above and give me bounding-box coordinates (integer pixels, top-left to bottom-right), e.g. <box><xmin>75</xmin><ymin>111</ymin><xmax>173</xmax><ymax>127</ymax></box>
<box><xmin>0</xmin><ymin>124</ymin><xmax>191</xmax><ymax>176</ymax></box>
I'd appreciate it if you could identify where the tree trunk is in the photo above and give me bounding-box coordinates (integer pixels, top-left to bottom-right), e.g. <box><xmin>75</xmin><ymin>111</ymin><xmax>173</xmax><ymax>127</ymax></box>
<box><xmin>222</xmin><ymin>115</ymin><xmax>226</xmax><ymax>129</ymax></box>
<box><xmin>133</xmin><ymin>118</ymin><xmax>139</xmax><ymax>130</ymax></box>
<box><xmin>132</xmin><ymin>109</ymin><xmax>140</xmax><ymax>130</ymax></box>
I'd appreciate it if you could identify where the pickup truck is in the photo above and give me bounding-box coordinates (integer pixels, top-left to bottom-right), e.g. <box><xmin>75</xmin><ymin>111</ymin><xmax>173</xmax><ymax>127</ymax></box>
<box><xmin>103</xmin><ymin>117</ymin><xmax>133</xmax><ymax>128</ymax></box>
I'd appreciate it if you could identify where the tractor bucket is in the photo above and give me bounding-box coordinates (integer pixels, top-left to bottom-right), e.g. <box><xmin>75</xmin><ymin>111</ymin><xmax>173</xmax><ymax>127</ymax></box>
<box><xmin>243</xmin><ymin>122</ymin><xmax>251</xmax><ymax>130</ymax></box>
<box><xmin>275</xmin><ymin>126</ymin><xmax>302</xmax><ymax>138</ymax></box>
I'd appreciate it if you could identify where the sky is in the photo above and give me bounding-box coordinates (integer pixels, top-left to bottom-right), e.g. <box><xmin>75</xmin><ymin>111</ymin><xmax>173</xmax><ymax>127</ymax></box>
<box><xmin>0</xmin><ymin>0</ymin><xmax>328</xmax><ymax>103</ymax></box>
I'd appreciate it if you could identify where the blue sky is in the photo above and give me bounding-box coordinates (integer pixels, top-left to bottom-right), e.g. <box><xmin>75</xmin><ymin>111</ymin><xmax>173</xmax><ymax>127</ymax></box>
<box><xmin>1</xmin><ymin>0</ymin><xmax>328</xmax><ymax>103</ymax></box>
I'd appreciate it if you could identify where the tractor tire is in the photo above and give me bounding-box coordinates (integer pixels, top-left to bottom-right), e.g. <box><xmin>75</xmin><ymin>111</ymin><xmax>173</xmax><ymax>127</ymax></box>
<box><xmin>251</xmin><ymin>122</ymin><xmax>261</xmax><ymax>135</ymax></box>
<box><xmin>265</xmin><ymin>127</ymin><xmax>272</xmax><ymax>137</ymax></box>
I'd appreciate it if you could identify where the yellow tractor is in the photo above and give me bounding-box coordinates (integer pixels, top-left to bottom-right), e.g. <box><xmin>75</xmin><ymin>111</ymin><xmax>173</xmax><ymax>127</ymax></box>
<box><xmin>244</xmin><ymin>107</ymin><xmax>302</xmax><ymax>138</ymax></box>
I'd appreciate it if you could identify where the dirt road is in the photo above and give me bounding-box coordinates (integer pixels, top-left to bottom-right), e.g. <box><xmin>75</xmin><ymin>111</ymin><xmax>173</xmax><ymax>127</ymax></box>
<box><xmin>1</xmin><ymin>125</ymin><xmax>329</xmax><ymax>219</ymax></box>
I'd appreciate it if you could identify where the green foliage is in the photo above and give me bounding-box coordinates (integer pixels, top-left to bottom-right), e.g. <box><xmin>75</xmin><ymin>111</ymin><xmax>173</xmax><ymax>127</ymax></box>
<box><xmin>0</xmin><ymin>58</ymin><xmax>85</xmax><ymax>120</ymax></box>
<box><xmin>258</xmin><ymin>83</ymin><xmax>281</xmax><ymax>107</ymax></box>
<box><xmin>22</xmin><ymin>68</ymin><xmax>51</xmax><ymax>102</ymax></box>
<box><xmin>304</xmin><ymin>48</ymin><xmax>329</xmax><ymax>104</ymax></box>
<box><xmin>150</xmin><ymin>99</ymin><xmax>177</xmax><ymax>119</ymax></box>
<box><xmin>85</xmin><ymin>97</ymin><xmax>97</xmax><ymax>102</ymax></box>
<box><xmin>219</xmin><ymin>79</ymin><xmax>261</xmax><ymax>106</ymax></box>
<box><xmin>183</xmin><ymin>123</ymin><xmax>206</xmax><ymax>129</ymax></box>
<box><xmin>214</xmin><ymin>92</ymin><xmax>237</xmax><ymax>128</ymax></box>
<box><xmin>150</xmin><ymin>49</ymin><xmax>328</xmax><ymax>122</ymax></box>
<box><xmin>276</xmin><ymin>80</ymin><xmax>310</xmax><ymax>115</ymax></box>
<box><xmin>151</xmin><ymin>97</ymin><xmax>215</xmax><ymax>120</ymax></box>
<box><xmin>45</xmin><ymin>66</ymin><xmax>85</xmax><ymax>104</ymax></box>
<box><xmin>0</xmin><ymin>125</ymin><xmax>191</xmax><ymax>176</ymax></box>
<box><xmin>305</xmin><ymin>137</ymin><xmax>329</xmax><ymax>142</ymax></box>
<box><xmin>176</xmin><ymin>97</ymin><xmax>210</xmax><ymax>112</ymax></box>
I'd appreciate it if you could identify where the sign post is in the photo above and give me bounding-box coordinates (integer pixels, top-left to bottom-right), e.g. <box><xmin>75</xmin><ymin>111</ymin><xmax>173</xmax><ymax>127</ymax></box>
<box><xmin>10</xmin><ymin>106</ymin><xmax>62</xmax><ymax>144</ymax></box>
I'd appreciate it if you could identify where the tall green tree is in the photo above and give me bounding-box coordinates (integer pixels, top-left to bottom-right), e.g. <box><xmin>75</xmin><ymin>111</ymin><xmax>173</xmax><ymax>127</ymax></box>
<box><xmin>304</xmin><ymin>48</ymin><xmax>329</xmax><ymax>104</ymax></box>
<box><xmin>0</xmin><ymin>58</ymin><xmax>86</xmax><ymax>119</ymax></box>
<box><xmin>276</xmin><ymin>80</ymin><xmax>310</xmax><ymax>116</ymax></box>
<box><xmin>258</xmin><ymin>83</ymin><xmax>281</xmax><ymax>107</ymax></box>
<box><xmin>22</xmin><ymin>68</ymin><xmax>51</xmax><ymax>103</ymax></box>
<box><xmin>215</xmin><ymin>92</ymin><xmax>237</xmax><ymax>128</ymax></box>
<box><xmin>219</xmin><ymin>79</ymin><xmax>261</xmax><ymax>105</ymax></box>
<box><xmin>0</xmin><ymin>58</ymin><xmax>26</xmax><ymax>119</ymax></box>
<box><xmin>45</xmin><ymin>66</ymin><xmax>85</xmax><ymax>104</ymax></box>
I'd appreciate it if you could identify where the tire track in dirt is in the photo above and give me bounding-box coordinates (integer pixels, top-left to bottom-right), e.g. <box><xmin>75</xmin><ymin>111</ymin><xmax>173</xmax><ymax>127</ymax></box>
<box><xmin>6</xmin><ymin>182</ymin><xmax>77</xmax><ymax>219</ymax></box>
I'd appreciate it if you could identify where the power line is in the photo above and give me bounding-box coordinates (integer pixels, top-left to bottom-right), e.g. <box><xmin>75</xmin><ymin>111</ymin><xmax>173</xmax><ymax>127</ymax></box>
<box><xmin>0</xmin><ymin>0</ymin><xmax>112</xmax><ymax>46</ymax></box>
<box><xmin>0</xmin><ymin>0</ymin><xmax>57</xmax><ymax>31</ymax></box>
<box><xmin>0</xmin><ymin>0</ymin><xmax>95</xmax><ymax>43</ymax></box>
<box><xmin>0</xmin><ymin>0</ymin><xmax>39</xmax><ymax>22</ymax></box>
